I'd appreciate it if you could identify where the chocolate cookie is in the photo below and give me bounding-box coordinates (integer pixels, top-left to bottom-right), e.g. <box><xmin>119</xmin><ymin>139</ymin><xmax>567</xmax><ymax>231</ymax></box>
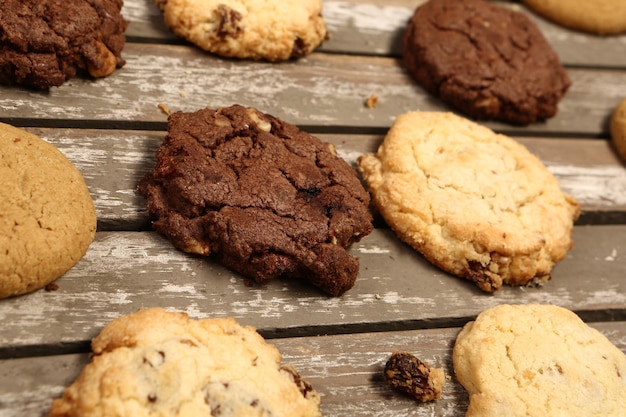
<box><xmin>402</xmin><ymin>0</ymin><xmax>571</xmax><ymax>125</ymax></box>
<box><xmin>0</xmin><ymin>0</ymin><xmax>127</xmax><ymax>89</ymax></box>
<box><xmin>138</xmin><ymin>105</ymin><xmax>373</xmax><ymax>296</ymax></box>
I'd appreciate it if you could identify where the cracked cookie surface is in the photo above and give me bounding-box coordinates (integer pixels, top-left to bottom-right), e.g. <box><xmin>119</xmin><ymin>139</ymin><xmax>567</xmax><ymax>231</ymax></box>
<box><xmin>153</xmin><ymin>0</ymin><xmax>327</xmax><ymax>61</ymax></box>
<box><xmin>48</xmin><ymin>308</ymin><xmax>322</xmax><ymax>417</ymax></box>
<box><xmin>453</xmin><ymin>304</ymin><xmax>626</xmax><ymax>417</ymax></box>
<box><xmin>0</xmin><ymin>123</ymin><xmax>96</xmax><ymax>298</ymax></box>
<box><xmin>0</xmin><ymin>0</ymin><xmax>127</xmax><ymax>89</ymax></box>
<box><xmin>402</xmin><ymin>0</ymin><xmax>570</xmax><ymax>125</ymax></box>
<box><xmin>138</xmin><ymin>105</ymin><xmax>373</xmax><ymax>296</ymax></box>
<box><xmin>357</xmin><ymin>111</ymin><xmax>579</xmax><ymax>292</ymax></box>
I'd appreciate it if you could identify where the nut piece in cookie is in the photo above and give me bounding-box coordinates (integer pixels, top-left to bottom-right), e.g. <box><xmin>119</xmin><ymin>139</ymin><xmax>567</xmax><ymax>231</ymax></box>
<box><xmin>138</xmin><ymin>105</ymin><xmax>373</xmax><ymax>296</ymax></box>
<box><xmin>522</xmin><ymin>0</ymin><xmax>626</xmax><ymax>36</ymax></box>
<box><xmin>48</xmin><ymin>308</ymin><xmax>322</xmax><ymax>417</ymax></box>
<box><xmin>0</xmin><ymin>0</ymin><xmax>127</xmax><ymax>89</ymax></box>
<box><xmin>153</xmin><ymin>0</ymin><xmax>328</xmax><ymax>61</ymax></box>
<box><xmin>402</xmin><ymin>0</ymin><xmax>570</xmax><ymax>125</ymax></box>
<box><xmin>0</xmin><ymin>123</ymin><xmax>96</xmax><ymax>299</ymax></box>
<box><xmin>384</xmin><ymin>351</ymin><xmax>445</xmax><ymax>402</ymax></box>
<box><xmin>610</xmin><ymin>98</ymin><xmax>626</xmax><ymax>163</ymax></box>
<box><xmin>357</xmin><ymin>111</ymin><xmax>580</xmax><ymax>292</ymax></box>
<box><xmin>453</xmin><ymin>304</ymin><xmax>626</xmax><ymax>417</ymax></box>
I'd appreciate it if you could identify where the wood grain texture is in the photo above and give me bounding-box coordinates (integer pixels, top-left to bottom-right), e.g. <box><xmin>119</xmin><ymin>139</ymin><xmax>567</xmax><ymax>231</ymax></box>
<box><xmin>1</xmin><ymin>322</ymin><xmax>624</xmax><ymax>417</ymax></box>
<box><xmin>1</xmin><ymin>0</ymin><xmax>625</xmax><ymax>415</ymax></box>
<box><xmin>15</xmin><ymin>128</ymin><xmax>626</xmax><ymax>230</ymax></box>
<box><xmin>1</xmin><ymin>44</ymin><xmax>625</xmax><ymax>136</ymax></box>
<box><xmin>0</xmin><ymin>225</ymin><xmax>624</xmax><ymax>351</ymax></box>
<box><xmin>123</xmin><ymin>0</ymin><xmax>626</xmax><ymax>67</ymax></box>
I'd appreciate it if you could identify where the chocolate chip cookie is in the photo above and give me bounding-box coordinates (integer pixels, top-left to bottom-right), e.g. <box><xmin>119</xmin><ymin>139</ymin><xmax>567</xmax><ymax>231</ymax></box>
<box><xmin>48</xmin><ymin>308</ymin><xmax>322</xmax><ymax>417</ymax></box>
<box><xmin>0</xmin><ymin>0</ymin><xmax>127</xmax><ymax>89</ymax></box>
<box><xmin>402</xmin><ymin>0</ymin><xmax>570</xmax><ymax>125</ymax></box>
<box><xmin>138</xmin><ymin>105</ymin><xmax>373</xmax><ymax>296</ymax></box>
<box><xmin>153</xmin><ymin>0</ymin><xmax>327</xmax><ymax>61</ymax></box>
<box><xmin>357</xmin><ymin>111</ymin><xmax>580</xmax><ymax>292</ymax></box>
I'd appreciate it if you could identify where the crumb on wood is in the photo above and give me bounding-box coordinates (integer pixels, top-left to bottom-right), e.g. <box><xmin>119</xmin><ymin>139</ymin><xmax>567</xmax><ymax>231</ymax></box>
<box><xmin>158</xmin><ymin>103</ymin><xmax>171</xmax><ymax>116</ymax></box>
<box><xmin>364</xmin><ymin>95</ymin><xmax>378</xmax><ymax>108</ymax></box>
<box><xmin>384</xmin><ymin>351</ymin><xmax>445</xmax><ymax>402</ymax></box>
<box><xmin>45</xmin><ymin>283</ymin><xmax>59</xmax><ymax>292</ymax></box>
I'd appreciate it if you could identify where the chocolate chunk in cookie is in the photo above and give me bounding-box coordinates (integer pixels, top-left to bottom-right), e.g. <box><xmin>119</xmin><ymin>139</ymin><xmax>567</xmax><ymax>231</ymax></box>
<box><xmin>0</xmin><ymin>0</ymin><xmax>127</xmax><ymax>89</ymax></box>
<box><xmin>138</xmin><ymin>105</ymin><xmax>373</xmax><ymax>296</ymax></box>
<box><xmin>402</xmin><ymin>0</ymin><xmax>570</xmax><ymax>125</ymax></box>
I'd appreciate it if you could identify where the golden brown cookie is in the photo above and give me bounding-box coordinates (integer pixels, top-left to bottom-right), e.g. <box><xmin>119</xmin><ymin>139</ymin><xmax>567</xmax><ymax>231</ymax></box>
<box><xmin>357</xmin><ymin>111</ymin><xmax>580</xmax><ymax>292</ymax></box>
<box><xmin>0</xmin><ymin>123</ymin><xmax>96</xmax><ymax>298</ymax></box>
<box><xmin>453</xmin><ymin>304</ymin><xmax>626</xmax><ymax>417</ymax></box>
<box><xmin>153</xmin><ymin>0</ymin><xmax>327</xmax><ymax>61</ymax></box>
<box><xmin>522</xmin><ymin>0</ymin><xmax>626</xmax><ymax>35</ymax></box>
<box><xmin>48</xmin><ymin>308</ymin><xmax>322</xmax><ymax>417</ymax></box>
<box><xmin>610</xmin><ymin>98</ymin><xmax>626</xmax><ymax>163</ymax></box>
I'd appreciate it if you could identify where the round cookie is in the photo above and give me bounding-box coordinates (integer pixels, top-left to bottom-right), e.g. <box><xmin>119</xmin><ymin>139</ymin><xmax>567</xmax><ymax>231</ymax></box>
<box><xmin>0</xmin><ymin>123</ymin><xmax>96</xmax><ymax>298</ymax></box>
<box><xmin>610</xmin><ymin>98</ymin><xmax>626</xmax><ymax>163</ymax></box>
<box><xmin>48</xmin><ymin>308</ymin><xmax>322</xmax><ymax>417</ymax></box>
<box><xmin>0</xmin><ymin>0</ymin><xmax>127</xmax><ymax>89</ymax></box>
<box><xmin>138</xmin><ymin>105</ymin><xmax>373</xmax><ymax>296</ymax></box>
<box><xmin>453</xmin><ymin>304</ymin><xmax>626</xmax><ymax>417</ymax></box>
<box><xmin>357</xmin><ymin>111</ymin><xmax>580</xmax><ymax>292</ymax></box>
<box><xmin>402</xmin><ymin>0</ymin><xmax>571</xmax><ymax>125</ymax></box>
<box><xmin>153</xmin><ymin>0</ymin><xmax>327</xmax><ymax>61</ymax></box>
<box><xmin>523</xmin><ymin>0</ymin><xmax>626</xmax><ymax>36</ymax></box>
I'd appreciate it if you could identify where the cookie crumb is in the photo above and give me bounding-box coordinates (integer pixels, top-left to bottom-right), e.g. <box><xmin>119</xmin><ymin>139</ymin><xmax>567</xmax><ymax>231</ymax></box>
<box><xmin>384</xmin><ymin>351</ymin><xmax>445</xmax><ymax>402</ymax></box>
<box><xmin>157</xmin><ymin>103</ymin><xmax>171</xmax><ymax>116</ymax></box>
<box><xmin>45</xmin><ymin>283</ymin><xmax>59</xmax><ymax>292</ymax></box>
<box><xmin>364</xmin><ymin>95</ymin><xmax>378</xmax><ymax>108</ymax></box>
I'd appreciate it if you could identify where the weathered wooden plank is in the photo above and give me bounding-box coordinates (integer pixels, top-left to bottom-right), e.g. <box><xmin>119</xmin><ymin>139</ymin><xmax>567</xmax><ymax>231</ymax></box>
<box><xmin>122</xmin><ymin>0</ymin><xmax>626</xmax><ymax>68</ymax></box>
<box><xmin>0</xmin><ymin>225</ymin><xmax>624</xmax><ymax>351</ymax></box>
<box><xmin>1</xmin><ymin>322</ymin><xmax>624</xmax><ymax>417</ymax></box>
<box><xmin>21</xmin><ymin>128</ymin><xmax>626</xmax><ymax>230</ymax></box>
<box><xmin>1</xmin><ymin>44</ymin><xmax>625</xmax><ymax>135</ymax></box>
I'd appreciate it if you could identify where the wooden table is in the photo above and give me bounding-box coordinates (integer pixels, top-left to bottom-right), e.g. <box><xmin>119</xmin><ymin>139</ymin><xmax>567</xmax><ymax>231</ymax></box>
<box><xmin>1</xmin><ymin>1</ymin><xmax>625</xmax><ymax>415</ymax></box>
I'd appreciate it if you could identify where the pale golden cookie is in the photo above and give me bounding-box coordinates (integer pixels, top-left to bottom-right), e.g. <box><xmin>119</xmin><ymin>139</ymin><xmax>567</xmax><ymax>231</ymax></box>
<box><xmin>453</xmin><ymin>304</ymin><xmax>626</xmax><ymax>417</ymax></box>
<box><xmin>522</xmin><ymin>0</ymin><xmax>626</xmax><ymax>35</ymax></box>
<box><xmin>48</xmin><ymin>308</ymin><xmax>322</xmax><ymax>417</ymax></box>
<box><xmin>357</xmin><ymin>111</ymin><xmax>580</xmax><ymax>292</ymax></box>
<box><xmin>610</xmin><ymin>98</ymin><xmax>626</xmax><ymax>163</ymax></box>
<box><xmin>0</xmin><ymin>123</ymin><xmax>96</xmax><ymax>299</ymax></box>
<box><xmin>154</xmin><ymin>0</ymin><xmax>327</xmax><ymax>61</ymax></box>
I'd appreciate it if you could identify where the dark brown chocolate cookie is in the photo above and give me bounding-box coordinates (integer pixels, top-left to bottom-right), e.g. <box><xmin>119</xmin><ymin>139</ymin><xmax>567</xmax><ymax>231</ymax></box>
<box><xmin>0</xmin><ymin>0</ymin><xmax>127</xmax><ymax>89</ymax></box>
<box><xmin>138</xmin><ymin>105</ymin><xmax>373</xmax><ymax>296</ymax></box>
<box><xmin>402</xmin><ymin>0</ymin><xmax>571</xmax><ymax>125</ymax></box>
